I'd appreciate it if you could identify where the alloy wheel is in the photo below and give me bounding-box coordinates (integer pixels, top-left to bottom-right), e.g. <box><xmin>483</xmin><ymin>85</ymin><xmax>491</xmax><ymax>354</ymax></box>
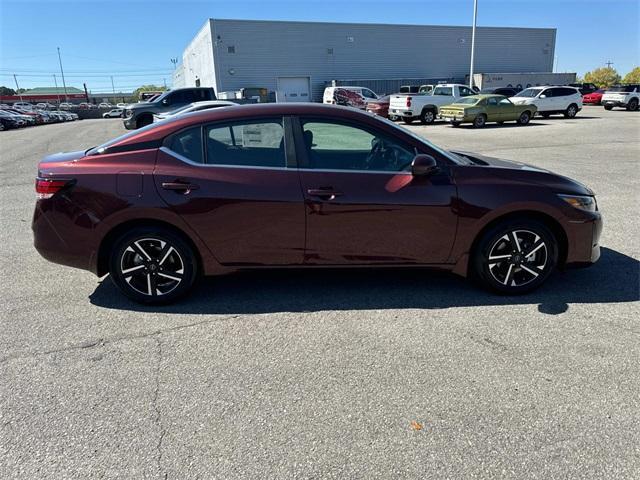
<box><xmin>119</xmin><ymin>237</ymin><xmax>185</xmax><ymax>297</ymax></box>
<box><xmin>486</xmin><ymin>230</ymin><xmax>548</xmax><ymax>287</ymax></box>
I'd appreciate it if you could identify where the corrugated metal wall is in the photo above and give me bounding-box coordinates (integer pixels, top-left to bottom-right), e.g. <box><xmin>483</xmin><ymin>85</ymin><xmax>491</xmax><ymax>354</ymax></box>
<box><xmin>201</xmin><ymin>19</ymin><xmax>556</xmax><ymax>101</ymax></box>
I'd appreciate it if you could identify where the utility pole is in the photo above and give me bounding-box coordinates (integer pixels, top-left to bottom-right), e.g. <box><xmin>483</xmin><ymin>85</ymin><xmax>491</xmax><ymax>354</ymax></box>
<box><xmin>170</xmin><ymin>58</ymin><xmax>178</xmax><ymax>69</ymax></box>
<box><xmin>111</xmin><ymin>76</ymin><xmax>116</xmax><ymax>102</ymax></box>
<box><xmin>57</xmin><ymin>47</ymin><xmax>69</xmax><ymax>102</ymax></box>
<box><xmin>83</xmin><ymin>83</ymin><xmax>90</xmax><ymax>103</ymax></box>
<box><xmin>53</xmin><ymin>74</ymin><xmax>61</xmax><ymax>105</ymax></box>
<box><xmin>469</xmin><ymin>0</ymin><xmax>478</xmax><ymax>89</ymax></box>
<box><xmin>13</xmin><ymin>74</ymin><xmax>23</xmax><ymax>101</ymax></box>
<box><xmin>605</xmin><ymin>60</ymin><xmax>614</xmax><ymax>69</ymax></box>
<box><xmin>163</xmin><ymin>78</ymin><xmax>167</xmax><ymax>89</ymax></box>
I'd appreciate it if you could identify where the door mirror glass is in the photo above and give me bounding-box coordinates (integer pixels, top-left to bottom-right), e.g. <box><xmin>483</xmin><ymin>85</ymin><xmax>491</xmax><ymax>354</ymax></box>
<box><xmin>411</xmin><ymin>154</ymin><xmax>438</xmax><ymax>176</ymax></box>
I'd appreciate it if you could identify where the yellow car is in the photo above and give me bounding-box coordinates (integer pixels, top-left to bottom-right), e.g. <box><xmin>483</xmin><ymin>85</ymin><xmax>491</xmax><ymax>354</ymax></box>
<box><xmin>439</xmin><ymin>94</ymin><xmax>538</xmax><ymax>127</ymax></box>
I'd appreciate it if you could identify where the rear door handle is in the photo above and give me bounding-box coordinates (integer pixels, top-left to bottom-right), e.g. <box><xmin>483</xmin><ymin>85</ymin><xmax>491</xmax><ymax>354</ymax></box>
<box><xmin>307</xmin><ymin>188</ymin><xmax>343</xmax><ymax>200</ymax></box>
<box><xmin>162</xmin><ymin>181</ymin><xmax>199</xmax><ymax>194</ymax></box>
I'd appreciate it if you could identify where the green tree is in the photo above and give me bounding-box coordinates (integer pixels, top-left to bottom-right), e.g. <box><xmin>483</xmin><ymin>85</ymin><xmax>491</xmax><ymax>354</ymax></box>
<box><xmin>583</xmin><ymin>67</ymin><xmax>621</xmax><ymax>88</ymax></box>
<box><xmin>131</xmin><ymin>84</ymin><xmax>166</xmax><ymax>102</ymax></box>
<box><xmin>0</xmin><ymin>86</ymin><xmax>16</xmax><ymax>95</ymax></box>
<box><xmin>622</xmin><ymin>67</ymin><xmax>640</xmax><ymax>84</ymax></box>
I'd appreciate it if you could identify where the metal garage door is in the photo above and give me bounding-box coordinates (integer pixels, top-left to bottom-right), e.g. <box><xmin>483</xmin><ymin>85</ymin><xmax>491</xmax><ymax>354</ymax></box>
<box><xmin>276</xmin><ymin>77</ymin><xmax>311</xmax><ymax>102</ymax></box>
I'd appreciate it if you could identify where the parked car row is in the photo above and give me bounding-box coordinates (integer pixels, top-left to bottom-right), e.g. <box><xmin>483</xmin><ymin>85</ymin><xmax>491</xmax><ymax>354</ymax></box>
<box><xmin>0</xmin><ymin>105</ymin><xmax>79</xmax><ymax>130</ymax></box>
<box><xmin>8</xmin><ymin>101</ymin><xmax>131</xmax><ymax>111</ymax></box>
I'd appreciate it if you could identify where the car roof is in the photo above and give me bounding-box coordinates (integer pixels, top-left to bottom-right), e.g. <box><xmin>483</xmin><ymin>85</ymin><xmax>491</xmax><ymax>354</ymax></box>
<box><xmin>106</xmin><ymin>103</ymin><xmax>398</xmax><ymax>149</ymax></box>
<box><xmin>188</xmin><ymin>100</ymin><xmax>236</xmax><ymax>107</ymax></box>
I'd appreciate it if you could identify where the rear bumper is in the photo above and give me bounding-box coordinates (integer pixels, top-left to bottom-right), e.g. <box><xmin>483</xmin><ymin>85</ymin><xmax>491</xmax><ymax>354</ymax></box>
<box><xmin>32</xmin><ymin>200</ymin><xmax>99</xmax><ymax>274</ymax></box>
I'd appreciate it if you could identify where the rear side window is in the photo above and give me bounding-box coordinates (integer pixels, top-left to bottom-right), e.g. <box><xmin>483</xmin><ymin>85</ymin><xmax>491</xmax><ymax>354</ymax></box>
<box><xmin>168</xmin><ymin>127</ymin><xmax>203</xmax><ymax>164</ymax></box>
<box><xmin>205</xmin><ymin>118</ymin><xmax>285</xmax><ymax>168</ymax></box>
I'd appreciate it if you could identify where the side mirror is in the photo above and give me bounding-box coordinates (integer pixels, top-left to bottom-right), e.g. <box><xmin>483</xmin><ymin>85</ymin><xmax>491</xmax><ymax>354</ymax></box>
<box><xmin>411</xmin><ymin>154</ymin><xmax>439</xmax><ymax>176</ymax></box>
<box><xmin>539</xmin><ymin>94</ymin><xmax>547</xmax><ymax>99</ymax></box>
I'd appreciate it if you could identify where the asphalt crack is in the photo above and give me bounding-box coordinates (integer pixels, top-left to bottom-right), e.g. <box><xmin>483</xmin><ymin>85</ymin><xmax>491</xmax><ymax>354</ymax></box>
<box><xmin>0</xmin><ymin>314</ymin><xmax>242</xmax><ymax>365</ymax></box>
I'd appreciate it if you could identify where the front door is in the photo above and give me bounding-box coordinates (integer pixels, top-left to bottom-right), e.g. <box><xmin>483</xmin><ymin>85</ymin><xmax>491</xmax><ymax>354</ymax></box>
<box><xmin>154</xmin><ymin>117</ymin><xmax>305</xmax><ymax>266</ymax></box>
<box><xmin>295</xmin><ymin>118</ymin><xmax>458</xmax><ymax>265</ymax></box>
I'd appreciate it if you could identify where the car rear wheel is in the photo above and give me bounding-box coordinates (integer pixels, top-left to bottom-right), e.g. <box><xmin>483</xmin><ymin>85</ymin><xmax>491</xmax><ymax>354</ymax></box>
<box><xmin>419</xmin><ymin>109</ymin><xmax>436</xmax><ymax>124</ymax></box>
<box><xmin>472</xmin><ymin>220</ymin><xmax>558</xmax><ymax>294</ymax></box>
<box><xmin>626</xmin><ymin>98</ymin><xmax>638</xmax><ymax>111</ymax></box>
<box><xmin>517</xmin><ymin>111</ymin><xmax>531</xmax><ymax>125</ymax></box>
<box><xmin>603</xmin><ymin>104</ymin><xmax>613</xmax><ymax>110</ymax></box>
<box><xmin>473</xmin><ymin>114</ymin><xmax>487</xmax><ymax>128</ymax></box>
<box><xmin>109</xmin><ymin>227</ymin><xmax>198</xmax><ymax>304</ymax></box>
<box><xmin>403</xmin><ymin>116</ymin><xmax>414</xmax><ymax>124</ymax></box>
<box><xmin>451</xmin><ymin>121</ymin><xmax>460</xmax><ymax>127</ymax></box>
<box><xmin>564</xmin><ymin>104</ymin><xmax>578</xmax><ymax>118</ymax></box>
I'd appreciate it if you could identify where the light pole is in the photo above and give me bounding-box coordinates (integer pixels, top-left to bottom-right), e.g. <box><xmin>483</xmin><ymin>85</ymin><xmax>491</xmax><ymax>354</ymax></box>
<box><xmin>57</xmin><ymin>47</ymin><xmax>69</xmax><ymax>102</ymax></box>
<box><xmin>13</xmin><ymin>74</ymin><xmax>23</xmax><ymax>102</ymax></box>
<box><xmin>53</xmin><ymin>74</ymin><xmax>61</xmax><ymax>105</ymax></box>
<box><xmin>469</xmin><ymin>0</ymin><xmax>478</xmax><ymax>89</ymax></box>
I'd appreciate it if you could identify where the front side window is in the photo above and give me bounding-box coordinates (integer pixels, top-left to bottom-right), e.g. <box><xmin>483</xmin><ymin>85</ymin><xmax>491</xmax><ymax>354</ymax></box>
<box><xmin>459</xmin><ymin>87</ymin><xmax>475</xmax><ymax>97</ymax></box>
<box><xmin>487</xmin><ymin>97</ymin><xmax>499</xmax><ymax>106</ymax></box>
<box><xmin>300</xmin><ymin>119</ymin><xmax>414</xmax><ymax>172</ymax></box>
<box><xmin>168</xmin><ymin>126</ymin><xmax>203</xmax><ymax>164</ymax></box>
<box><xmin>362</xmin><ymin>89</ymin><xmax>377</xmax><ymax>99</ymax></box>
<box><xmin>205</xmin><ymin>119</ymin><xmax>285</xmax><ymax>167</ymax></box>
<box><xmin>433</xmin><ymin>86</ymin><xmax>453</xmax><ymax>96</ymax></box>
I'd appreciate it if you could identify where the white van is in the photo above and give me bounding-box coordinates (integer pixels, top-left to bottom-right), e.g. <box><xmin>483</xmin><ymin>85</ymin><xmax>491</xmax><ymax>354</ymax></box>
<box><xmin>323</xmin><ymin>86</ymin><xmax>379</xmax><ymax>109</ymax></box>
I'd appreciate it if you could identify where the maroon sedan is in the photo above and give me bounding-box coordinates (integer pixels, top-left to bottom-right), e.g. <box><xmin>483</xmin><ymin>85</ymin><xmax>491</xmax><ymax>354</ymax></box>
<box><xmin>33</xmin><ymin>103</ymin><xmax>602</xmax><ymax>304</ymax></box>
<box><xmin>366</xmin><ymin>95</ymin><xmax>391</xmax><ymax>118</ymax></box>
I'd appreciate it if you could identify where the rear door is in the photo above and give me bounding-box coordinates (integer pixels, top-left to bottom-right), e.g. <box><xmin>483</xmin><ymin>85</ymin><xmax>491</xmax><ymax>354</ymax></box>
<box><xmin>484</xmin><ymin>97</ymin><xmax>502</xmax><ymax>121</ymax></box>
<box><xmin>294</xmin><ymin>117</ymin><xmax>458</xmax><ymax>264</ymax></box>
<box><xmin>154</xmin><ymin>117</ymin><xmax>306</xmax><ymax>265</ymax></box>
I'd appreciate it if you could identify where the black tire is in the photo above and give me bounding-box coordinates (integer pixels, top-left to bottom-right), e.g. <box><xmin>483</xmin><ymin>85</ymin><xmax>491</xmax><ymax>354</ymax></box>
<box><xmin>472</xmin><ymin>219</ymin><xmax>558</xmax><ymax>294</ymax></box>
<box><xmin>626</xmin><ymin>98</ymin><xmax>638</xmax><ymax>111</ymax></box>
<box><xmin>473</xmin><ymin>114</ymin><xmax>487</xmax><ymax>128</ymax></box>
<box><xmin>136</xmin><ymin>114</ymin><xmax>153</xmax><ymax>128</ymax></box>
<box><xmin>517</xmin><ymin>111</ymin><xmax>531</xmax><ymax>125</ymax></box>
<box><xmin>497</xmin><ymin>121</ymin><xmax>504</xmax><ymax>125</ymax></box>
<box><xmin>419</xmin><ymin>108</ymin><xmax>436</xmax><ymax>124</ymax></box>
<box><xmin>451</xmin><ymin>121</ymin><xmax>461</xmax><ymax>128</ymax></box>
<box><xmin>403</xmin><ymin>116</ymin><xmax>414</xmax><ymax>125</ymax></box>
<box><xmin>564</xmin><ymin>103</ymin><xmax>578</xmax><ymax>118</ymax></box>
<box><xmin>109</xmin><ymin>227</ymin><xmax>199</xmax><ymax>304</ymax></box>
<box><xmin>603</xmin><ymin>104</ymin><xmax>613</xmax><ymax>111</ymax></box>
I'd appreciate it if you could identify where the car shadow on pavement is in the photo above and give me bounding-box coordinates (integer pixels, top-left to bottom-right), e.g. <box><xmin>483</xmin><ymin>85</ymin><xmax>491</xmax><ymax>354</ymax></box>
<box><xmin>89</xmin><ymin>247</ymin><xmax>639</xmax><ymax>315</ymax></box>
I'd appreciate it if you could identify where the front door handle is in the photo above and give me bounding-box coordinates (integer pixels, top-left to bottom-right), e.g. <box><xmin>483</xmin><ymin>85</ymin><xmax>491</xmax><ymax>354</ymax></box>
<box><xmin>162</xmin><ymin>181</ymin><xmax>199</xmax><ymax>194</ymax></box>
<box><xmin>307</xmin><ymin>188</ymin><xmax>343</xmax><ymax>201</ymax></box>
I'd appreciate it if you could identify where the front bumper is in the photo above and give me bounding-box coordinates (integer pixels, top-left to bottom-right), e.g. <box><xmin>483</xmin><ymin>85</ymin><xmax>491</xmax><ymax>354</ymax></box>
<box><xmin>564</xmin><ymin>211</ymin><xmax>603</xmax><ymax>267</ymax></box>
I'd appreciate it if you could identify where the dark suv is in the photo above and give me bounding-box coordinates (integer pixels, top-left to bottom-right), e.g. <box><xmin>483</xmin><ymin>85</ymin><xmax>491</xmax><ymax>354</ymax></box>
<box><xmin>123</xmin><ymin>87</ymin><xmax>216</xmax><ymax>129</ymax></box>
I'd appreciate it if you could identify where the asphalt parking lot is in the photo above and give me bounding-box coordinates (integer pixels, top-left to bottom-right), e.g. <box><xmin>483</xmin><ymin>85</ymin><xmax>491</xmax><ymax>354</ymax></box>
<box><xmin>1</xmin><ymin>108</ymin><xmax>639</xmax><ymax>479</ymax></box>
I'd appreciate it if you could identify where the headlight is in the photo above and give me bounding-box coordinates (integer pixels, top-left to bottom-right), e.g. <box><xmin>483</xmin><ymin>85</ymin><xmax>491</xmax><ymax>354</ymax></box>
<box><xmin>558</xmin><ymin>194</ymin><xmax>597</xmax><ymax>212</ymax></box>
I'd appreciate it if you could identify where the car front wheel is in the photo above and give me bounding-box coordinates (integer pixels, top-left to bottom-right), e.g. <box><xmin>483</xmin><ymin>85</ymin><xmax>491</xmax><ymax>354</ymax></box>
<box><xmin>627</xmin><ymin>98</ymin><xmax>638</xmax><ymax>111</ymax></box>
<box><xmin>517</xmin><ymin>111</ymin><xmax>531</xmax><ymax>125</ymax></box>
<box><xmin>109</xmin><ymin>227</ymin><xmax>199</xmax><ymax>304</ymax></box>
<box><xmin>473</xmin><ymin>220</ymin><xmax>558</xmax><ymax>294</ymax></box>
<box><xmin>564</xmin><ymin>104</ymin><xmax>578</xmax><ymax>118</ymax></box>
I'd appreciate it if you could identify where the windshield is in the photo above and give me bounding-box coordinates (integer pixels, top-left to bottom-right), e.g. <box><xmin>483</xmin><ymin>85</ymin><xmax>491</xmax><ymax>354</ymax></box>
<box><xmin>86</xmin><ymin>121</ymin><xmax>165</xmax><ymax>155</ymax></box>
<box><xmin>166</xmin><ymin>104</ymin><xmax>193</xmax><ymax>116</ymax></box>
<box><xmin>607</xmin><ymin>85</ymin><xmax>637</xmax><ymax>92</ymax></box>
<box><xmin>514</xmin><ymin>88</ymin><xmax>542</xmax><ymax>98</ymax></box>
<box><xmin>432</xmin><ymin>86</ymin><xmax>453</xmax><ymax>96</ymax></box>
<box><xmin>375</xmin><ymin>115</ymin><xmax>470</xmax><ymax>165</ymax></box>
<box><xmin>455</xmin><ymin>97</ymin><xmax>480</xmax><ymax>105</ymax></box>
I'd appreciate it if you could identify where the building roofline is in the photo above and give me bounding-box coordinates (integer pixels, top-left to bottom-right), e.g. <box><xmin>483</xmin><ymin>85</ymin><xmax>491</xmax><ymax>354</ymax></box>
<box><xmin>209</xmin><ymin>17</ymin><xmax>556</xmax><ymax>31</ymax></box>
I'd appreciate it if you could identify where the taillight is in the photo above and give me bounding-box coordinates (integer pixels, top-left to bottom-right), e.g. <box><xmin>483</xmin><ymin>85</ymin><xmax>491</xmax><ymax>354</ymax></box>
<box><xmin>35</xmin><ymin>178</ymin><xmax>73</xmax><ymax>199</ymax></box>
<box><xmin>406</xmin><ymin>96</ymin><xmax>412</xmax><ymax>107</ymax></box>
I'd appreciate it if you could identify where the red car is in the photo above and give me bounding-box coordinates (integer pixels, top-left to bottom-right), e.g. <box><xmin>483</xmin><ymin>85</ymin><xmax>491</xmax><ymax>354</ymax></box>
<box><xmin>33</xmin><ymin>103</ymin><xmax>602</xmax><ymax>304</ymax></box>
<box><xmin>366</xmin><ymin>95</ymin><xmax>391</xmax><ymax>118</ymax></box>
<box><xmin>583</xmin><ymin>89</ymin><xmax>605</xmax><ymax>105</ymax></box>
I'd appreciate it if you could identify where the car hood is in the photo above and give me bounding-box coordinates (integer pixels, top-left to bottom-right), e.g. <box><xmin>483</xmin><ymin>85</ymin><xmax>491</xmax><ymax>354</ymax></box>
<box><xmin>452</xmin><ymin>151</ymin><xmax>595</xmax><ymax>196</ymax></box>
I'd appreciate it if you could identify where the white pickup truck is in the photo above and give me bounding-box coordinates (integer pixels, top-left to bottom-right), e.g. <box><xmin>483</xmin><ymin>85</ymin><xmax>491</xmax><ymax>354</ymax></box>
<box><xmin>601</xmin><ymin>84</ymin><xmax>640</xmax><ymax>111</ymax></box>
<box><xmin>389</xmin><ymin>83</ymin><xmax>477</xmax><ymax>124</ymax></box>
